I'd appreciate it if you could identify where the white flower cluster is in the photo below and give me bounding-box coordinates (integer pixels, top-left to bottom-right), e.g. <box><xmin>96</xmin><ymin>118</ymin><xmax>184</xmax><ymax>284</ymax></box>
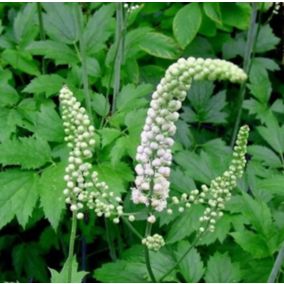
<box><xmin>132</xmin><ymin>57</ymin><xmax>247</xmax><ymax>215</ymax></box>
<box><xmin>142</xmin><ymin>234</ymin><xmax>165</xmax><ymax>251</ymax></box>
<box><xmin>124</xmin><ymin>3</ymin><xmax>140</xmax><ymax>12</ymax></box>
<box><xmin>198</xmin><ymin>125</ymin><xmax>250</xmax><ymax>233</ymax></box>
<box><xmin>60</xmin><ymin>86</ymin><xmax>125</xmax><ymax>222</ymax></box>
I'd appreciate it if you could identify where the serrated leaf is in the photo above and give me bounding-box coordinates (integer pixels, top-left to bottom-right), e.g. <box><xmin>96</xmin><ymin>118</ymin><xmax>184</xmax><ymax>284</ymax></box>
<box><xmin>166</xmin><ymin>204</ymin><xmax>203</xmax><ymax>244</ymax></box>
<box><xmin>255</xmin><ymin>25</ymin><xmax>280</xmax><ymax>53</ymax></box>
<box><xmin>2</xmin><ymin>49</ymin><xmax>39</xmax><ymax>76</ymax></box>
<box><xmin>27</xmin><ymin>40</ymin><xmax>79</xmax><ymax>65</ymax></box>
<box><xmin>176</xmin><ymin>241</ymin><xmax>204</xmax><ymax>282</ymax></box>
<box><xmin>110</xmin><ymin>136</ymin><xmax>128</xmax><ymax>166</ymax></box>
<box><xmin>43</xmin><ymin>3</ymin><xmax>81</xmax><ymax>44</ymax></box>
<box><xmin>0</xmin><ymin>136</ymin><xmax>51</xmax><ymax>169</ymax></box>
<box><xmin>0</xmin><ymin>84</ymin><xmax>20</xmax><ymax>107</ymax></box>
<box><xmin>170</xmin><ymin>168</ymin><xmax>196</xmax><ymax>194</ymax></box>
<box><xmin>0</xmin><ymin>170</ymin><xmax>39</xmax><ymax>229</ymax></box>
<box><xmin>205</xmin><ymin>252</ymin><xmax>241</xmax><ymax>283</ymax></box>
<box><xmin>248</xmin><ymin>72</ymin><xmax>271</xmax><ymax>103</ymax></box>
<box><xmin>23</xmin><ymin>74</ymin><xmax>65</xmax><ymax>97</ymax></box>
<box><xmin>173</xmin><ymin>3</ymin><xmax>202</xmax><ymax>49</ymax></box>
<box><xmin>91</xmin><ymin>93</ymin><xmax>110</xmax><ymax>117</ymax></box>
<box><xmin>248</xmin><ymin>145</ymin><xmax>282</xmax><ymax>168</ymax></box>
<box><xmin>35</xmin><ymin>102</ymin><xmax>65</xmax><ymax>142</ymax></box>
<box><xmin>13</xmin><ymin>3</ymin><xmax>38</xmax><ymax>46</ymax></box>
<box><xmin>231</xmin><ymin>230</ymin><xmax>271</xmax><ymax>258</ymax></box>
<box><xmin>256</xmin><ymin>175</ymin><xmax>284</xmax><ymax>196</ymax></box>
<box><xmin>99</xmin><ymin>128</ymin><xmax>121</xmax><ymax>148</ymax></box>
<box><xmin>39</xmin><ymin>162</ymin><xmax>66</xmax><ymax>230</ymax></box>
<box><xmin>13</xmin><ymin>243</ymin><xmax>48</xmax><ymax>282</ymax></box>
<box><xmin>83</xmin><ymin>4</ymin><xmax>115</xmax><ymax>54</ymax></box>
<box><xmin>140</xmin><ymin>32</ymin><xmax>179</xmax><ymax>59</ymax></box>
<box><xmin>50</xmin><ymin>256</ymin><xmax>87</xmax><ymax>283</ymax></box>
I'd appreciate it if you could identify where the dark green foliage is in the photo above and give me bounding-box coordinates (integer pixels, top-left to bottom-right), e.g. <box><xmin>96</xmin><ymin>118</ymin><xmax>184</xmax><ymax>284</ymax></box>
<box><xmin>0</xmin><ymin>2</ymin><xmax>283</xmax><ymax>283</ymax></box>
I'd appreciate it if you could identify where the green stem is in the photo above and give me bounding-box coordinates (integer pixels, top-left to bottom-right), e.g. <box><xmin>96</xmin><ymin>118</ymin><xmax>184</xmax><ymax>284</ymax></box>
<box><xmin>67</xmin><ymin>212</ymin><xmax>78</xmax><ymax>283</ymax></box>
<box><xmin>36</xmin><ymin>3</ymin><xmax>46</xmax><ymax>74</ymax></box>
<box><xmin>122</xmin><ymin>217</ymin><xmax>143</xmax><ymax>239</ymax></box>
<box><xmin>268</xmin><ymin>244</ymin><xmax>284</xmax><ymax>283</ymax></box>
<box><xmin>75</xmin><ymin>7</ymin><xmax>93</xmax><ymax>121</ymax></box>
<box><xmin>105</xmin><ymin>218</ymin><xmax>117</xmax><ymax>260</ymax></box>
<box><xmin>144</xmin><ymin>222</ymin><xmax>157</xmax><ymax>283</ymax></box>
<box><xmin>230</xmin><ymin>3</ymin><xmax>259</xmax><ymax>147</ymax></box>
<box><xmin>111</xmin><ymin>3</ymin><xmax>125</xmax><ymax>115</ymax></box>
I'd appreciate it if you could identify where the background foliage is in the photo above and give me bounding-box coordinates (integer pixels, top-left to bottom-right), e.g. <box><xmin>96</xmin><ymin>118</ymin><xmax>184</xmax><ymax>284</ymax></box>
<box><xmin>0</xmin><ymin>2</ymin><xmax>283</xmax><ymax>283</ymax></box>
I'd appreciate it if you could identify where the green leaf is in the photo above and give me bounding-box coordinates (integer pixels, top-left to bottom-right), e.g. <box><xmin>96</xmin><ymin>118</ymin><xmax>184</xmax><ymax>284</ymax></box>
<box><xmin>176</xmin><ymin>241</ymin><xmax>204</xmax><ymax>282</ymax></box>
<box><xmin>50</xmin><ymin>256</ymin><xmax>87</xmax><ymax>283</ymax></box>
<box><xmin>110</xmin><ymin>136</ymin><xmax>128</xmax><ymax>166</ymax></box>
<box><xmin>0</xmin><ymin>136</ymin><xmax>51</xmax><ymax>169</ymax></box>
<box><xmin>43</xmin><ymin>3</ymin><xmax>81</xmax><ymax>44</ymax></box>
<box><xmin>257</xmin><ymin>120</ymin><xmax>284</xmax><ymax>155</ymax></box>
<box><xmin>184</xmin><ymin>81</ymin><xmax>227</xmax><ymax>124</ymax></box>
<box><xmin>170</xmin><ymin>168</ymin><xmax>196</xmax><ymax>194</ymax></box>
<box><xmin>173</xmin><ymin>3</ymin><xmax>202</xmax><ymax>49</ymax></box>
<box><xmin>2</xmin><ymin>49</ymin><xmax>40</xmax><ymax>76</ymax></box>
<box><xmin>248</xmin><ymin>72</ymin><xmax>271</xmax><ymax>103</ymax></box>
<box><xmin>35</xmin><ymin>102</ymin><xmax>65</xmax><ymax>142</ymax></box>
<box><xmin>117</xmin><ymin>83</ymin><xmax>152</xmax><ymax>111</ymax></box>
<box><xmin>256</xmin><ymin>175</ymin><xmax>284</xmax><ymax>196</ymax></box>
<box><xmin>0</xmin><ymin>84</ymin><xmax>20</xmax><ymax>107</ymax></box>
<box><xmin>99</xmin><ymin>128</ymin><xmax>121</xmax><ymax>148</ymax></box>
<box><xmin>220</xmin><ymin>3</ymin><xmax>251</xmax><ymax>30</ymax></box>
<box><xmin>83</xmin><ymin>4</ymin><xmax>115</xmax><ymax>54</ymax></box>
<box><xmin>231</xmin><ymin>230</ymin><xmax>272</xmax><ymax>258</ymax></box>
<box><xmin>166</xmin><ymin>204</ymin><xmax>203</xmax><ymax>243</ymax></box>
<box><xmin>13</xmin><ymin>243</ymin><xmax>48</xmax><ymax>282</ymax></box>
<box><xmin>91</xmin><ymin>93</ymin><xmax>110</xmax><ymax>117</ymax></box>
<box><xmin>95</xmin><ymin>260</ymin><xmax>147</xmax><ymax>282</ymax></box>
<box><xmin>203</xmin><ymin>3</ymin><xmax>222</xmax><ymax>24</ymax></box>
<box><xmin>13</xmin><ymin>3</ymin><xmax>38</xmax><ymax>46</ymax></box>
<box><xmin>27</xmin><ymin>40</ymin><xmax>79</xmax><ymax>65</ymax></box>
<box><xmin>93</xmin><ymin>162</ymin><xmax>133</xmax><ymax>195</ymax></box>
<box><xmin>205</xmin><ymin>252</ymin><xmax>241</xmax><ymax>283</ymax></box>
<box><xmin>139</xmin><ymin>32</ymin><xmax>179</xmax><ymax>60</ymax></box>
<box><xmin>0</xmin><ymin>170</ymin><xmax>39</xmax><ymax>229</ymax></box>
<box><xmin>255</xmin><ymin>25</ymin><xmax>280</xmax><ymax>53</ymax></box>
<box><xmin>248</xmin><ymin>145</ymin><xmax>282</xmax><ymax>168</ymax></box>
<box><xmin>23</xmin><ymin>74</ymin><xmax>65</xmax><ymax>97</ymax></box>
<box><xmin>39</xmin><ymin>163</ymin><xmax>66</xmax><ymax>230</ymax></box>
<box><xmin>86</xmin><ymin>57</ymin><xmax>101</xmax><ymax>77</ymax></box>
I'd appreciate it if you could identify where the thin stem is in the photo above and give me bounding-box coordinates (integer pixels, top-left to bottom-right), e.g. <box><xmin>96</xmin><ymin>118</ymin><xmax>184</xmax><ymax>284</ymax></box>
<box><xmin>230</xmin><ymin>3</ymin><xmax>259</xmax><ymax>147</ymax></box>
<box><xmin>268</xmin><ymin>244</ymin><xmax>284</xmax><ymax>283</ymax></box>
<box><xmin>105</xmin><ymin>218</ymin><xmax>117</xmax><ymax>260</ymax></box>
<box><xmin>75</xmin><ymin>7</ymin><xmax>93</xmax><ymax>121</ymax></box>
<box><xmin>67</xmin><ymin>212</ymin><xmax>78</xmax><ymax>283</ymax></box>
<box><xmin>122</xmin><ymin>217</ymin><xmax>143</xmax><ymax>239</ymax></box>
<box><xmin>144</xmin><ymin>222</ymin><xmax>157</xmax><ymax>283</ymax></box>
<box><xmin>111</xmin><ymin>3</ymin><xmax>125</xmax><ymax>115</ymax></box>
<box><xmin>36</xmin><ymin>3</ymin><xmax>46</xmax><ymax>74</ymax></box>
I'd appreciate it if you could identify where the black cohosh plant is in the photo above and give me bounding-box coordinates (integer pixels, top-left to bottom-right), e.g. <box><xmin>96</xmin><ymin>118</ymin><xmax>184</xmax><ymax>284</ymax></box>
<box><xmin>60</xmin><ymin>57</ymin><xmax>250</xmax><ymax>282</ymax></box>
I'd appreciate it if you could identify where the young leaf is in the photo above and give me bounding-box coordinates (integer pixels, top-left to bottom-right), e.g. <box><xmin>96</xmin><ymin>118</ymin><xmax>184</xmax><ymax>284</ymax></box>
<box><xmin>0</xmin><ymin>136</ymin><xmax>51</xmax><ymax>169</ymax></box>
<box><xmin>50</xmin><ymin>256</ymin><xmax>87</xmax><ymax>283</ymax></box>
<box><xmin>23</xmin><ymin>74</ymin><xmax>65</xmax><ymax>97</ymax></box>
<box><xmin>176</xmin><ymin>241</ymin><xmax>204</xmax><ymax>282</ymax></box>
<box><xmin>205</xmin><ymin>252</ymin><xmax>241</xmax><ymax>283</ymax></box>
<box><xmin>173</xmin><ymin>3</ymin><xmax>202</xmax><ymax>49</ymax></box>
<box><xmin>0</xmin><ymin>170</ymin><xmax>39</xmax><ymax>229</ymax></box>
<box><xmin>39</xmin><ymin>162</ymin><xmax>66</xmax><ymax>230</ymax></box>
